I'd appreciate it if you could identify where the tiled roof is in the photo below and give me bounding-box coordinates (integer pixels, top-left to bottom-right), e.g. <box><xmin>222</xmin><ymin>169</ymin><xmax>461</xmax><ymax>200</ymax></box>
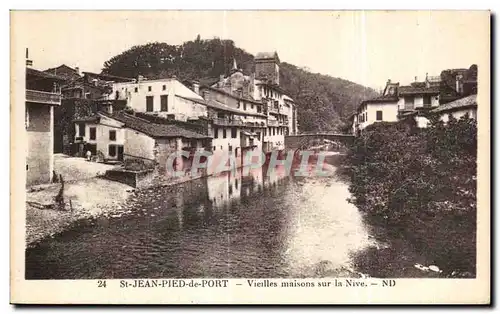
<box><xmin>103</xmin><ymin>111</ymin><xmax>211</xmax><ymax>139</ymax></box>
<box><xmin>205</xmin><ymin>86</ymin><xmax>262</xmax><ymax>105</ymax></box>
<box><xmin>206</xmin><ymin>99</ymin><xmax>267</xmax><ymax>117</ymax></box>
<box><xmin>432</xmin><ymin>94</ymin><xmax>477</xmax><ymax>113</ymax></box>
<box><xmin>62</xmin><ymin>78</ymin><xmax>110</xmax><ymax>92</ymax></box>
<box><xmin>73</xmin><ymin>114</ymin><xmax>100</xmax><ymax>123</ymax></box>
<box><xmin>26</xmin><ymin>67</ymin><xmax>67</xmax><ymax>81</ymax></box>
<box><xmin>255</xmin><ymin>52</ymin><xmax>280</xmax><ymax>62</ymax></box>
<box><xmin>175</xmin><ymin>95</ymin><xmax>208</xmax><ymax>106</ymax></box>
<box><xmin>82</xmin><ymin>71</ymin><xmax>135</xmax><ymax>82</ymax></box>
<box><xmin>176</xmin><ymin>94</ymin><xmax>266</xmax><ymax>118</ymax></box>
<box><xmin>361</xmin><ymin>95</ymin><xmax>399</xmax><ymax>104</ymax></box>
<box><xmin>399</xmin><ymin>85</ymin><xmax>440</xmax><ymax>95</ymax></box>
<box><xmin>255</xmin><ymin>81</ymin><xmax>290</xmax><ymax>95</ymax></box>
<box><xmin>45</xmin><ymin>64</ymin><xmax>77</xmax><ymax>73</ymax></box>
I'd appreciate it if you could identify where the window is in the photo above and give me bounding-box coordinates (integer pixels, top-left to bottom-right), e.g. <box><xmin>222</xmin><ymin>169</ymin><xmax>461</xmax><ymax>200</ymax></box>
<box><xmin>134</xmin><ymin>87</ymin><xmax>138</xmax><ymax>93</ymax></box>
<box><xmin>161</xmin><ymin>95</ymin><xmax>168</xmax><ymax>111</ymax></box>
<box><xmin>146</xmin><ymin>96</ymin><xmax>154</xmax><ymax>112</ymax></box>
<box><xmin>214</xmin><ymin>128</ymin><xmax>219</xmax><ymax>138</ymax></box>
<box><xmin>257</xmin><ymin>105</ymin><xmax>262</xmax><ymax>113</ymax></box>
<box><xmin>213</xmin><ymin>146</ymin><xmax>216</xmax><ymax>151</ymax></box>
<box><xmin>162</xmin><ymin>85</ymin><xmax>166</xmax><ymax>91</ymax></box>
<box><xmin>223</xmin><ymin>128</ymin><xmax>227</xmax><ymax>139</ymax></box>
<box><xmin>251</xmin><ymin>103</ymin><xmax>254</xmax><ymax>109</ymax></box>
<box><xmin>231</xmin><ymin>127</ymin><xmax>237</xmax><ymax>138</ymax></box>
<box><xmin>264</xmin><ymin>129</ymin><xmax>267</xmax><ymax>136</ymax></box>
<box><xmin>404</xmin><ymin>96</ymin><xmax>414</xmax><ymax>110</ymax></box>
<box><xmin>89</xmin><ymin>127</ymin><xmax>96</xmax><ymax>140</ymax></box>
<box><xmin>148</xmin><ymin>86</ymin><xmax>152</xmax><ymax>92</ymax></box>
<box><xmin>256</xmin><ymin>132</ymin><xmax>261</xmax><ymax>141</ymax></box>
<box><xmin>376</xmin><ymin>110</ymin><xmax>383</xmax><ymax>121</ymax></box>
<box><xmin>243</xmin><ymin>103</ymin><xmax>247</xmax><ymax>111</ymax></box>
<box><xmin>423</xmin><ymin>95</ymin><xmax>432</xmax><ymax>106</ymax></box>
<box><xmin>229</xmin><ymin>145</ymin><xmax>232</xmax><ymax>152</ymax></box>
<box><xmin>78</xmin><ymin>123</ymin><xmax>85</xmax><ymax>136</ymax></box>
<box><xmin>109</xmin><ymin>130</ymin><xmax>116</xmax><ymax>141</ymax></box>
<box><xmin>25</xmin><ymin>106</ymin><xmax>29</xmax><ymax>129</ymax></box>
<box><xmin>273</xmin><ymin>128</ymin><xmax>276</xmax><ymax>136</ymax></box>
<box><xmin>108</xmin><ymin>145</ymin><xmax>116</xmax><ymax>157</ymax></box>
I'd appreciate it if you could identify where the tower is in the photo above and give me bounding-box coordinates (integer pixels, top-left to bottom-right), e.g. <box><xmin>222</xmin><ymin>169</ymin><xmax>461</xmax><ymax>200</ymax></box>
<box><xmin>255</xmin><ymin>51</ymin><xmax>280</xmax><ymax>86</ymax></box>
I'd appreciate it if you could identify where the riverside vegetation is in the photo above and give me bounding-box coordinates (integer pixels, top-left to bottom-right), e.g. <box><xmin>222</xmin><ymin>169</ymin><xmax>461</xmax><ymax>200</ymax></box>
<box><xmin>344</xmin><ymin>115</ymin><xmax>477</xmax><ymax>277</ymax></box>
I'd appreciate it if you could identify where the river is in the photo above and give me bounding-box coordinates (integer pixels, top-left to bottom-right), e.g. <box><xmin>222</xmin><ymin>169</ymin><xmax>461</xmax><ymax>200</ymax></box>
<box><xmin>25</xmin><ymin>153</ymin><xmax>438</xmax><ymax>279</ymax></box>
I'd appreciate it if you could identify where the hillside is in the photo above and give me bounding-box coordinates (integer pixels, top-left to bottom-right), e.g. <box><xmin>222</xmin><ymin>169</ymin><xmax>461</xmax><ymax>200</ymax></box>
<box><xmin>101</xmin><ymin>36</ymin><xmax>379</xmax><ymax>132</ymax></box>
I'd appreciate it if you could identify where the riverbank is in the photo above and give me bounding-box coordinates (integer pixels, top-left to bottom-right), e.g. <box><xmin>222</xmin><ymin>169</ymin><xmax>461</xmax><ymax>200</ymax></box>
<box><xmin>26</xmin><ymin>177</ymin><xmax>132</xmax><ymax>246</ymax></box>
<box><xmin>26</xmin><ymin>169</ymin><xmax>209</xmax><ymax>247</ymax></box>
<box><xmin>343</xmin><ymin>118</ymin><xmax>477</xmax><ymax>277</ymax></box>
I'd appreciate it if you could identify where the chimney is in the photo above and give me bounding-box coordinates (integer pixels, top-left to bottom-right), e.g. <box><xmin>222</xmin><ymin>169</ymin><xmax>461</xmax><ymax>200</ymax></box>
<box><xmin>387</xmin><ymin>79</ymin><xmax>391</xmax><ymax>84</ymax></box>
<box><xmin>192</xmin><ymin>81</ymin><xmax>200</xmax><ymax>95</ymax></box>
<box><xmin>75</xmin><ymin>67</ymin><xmax>80</xmax><ymax>75</ymax></box>
<box><xmin>138</xmin><ymin>75</ymin><xmax>144</xmax><ymax>83</ymax></box>
<box><xmin>456</xmin><ymin>74</ymin><xmax>463</xmax><ymax>94</ymax></box>
<box><xmin>202</xmin><ymin>90</ymin><xmax>210</xmax><ymax>100</ymax></box>
<box><xmin>25</xmin><ymin>48</ymin><xmax>33</xmax><ymax>67</ymax></box>
<box><xmin>414</xmin><ymin>76</ymin><xmax>418</xmax><ymax>82</ymax></box>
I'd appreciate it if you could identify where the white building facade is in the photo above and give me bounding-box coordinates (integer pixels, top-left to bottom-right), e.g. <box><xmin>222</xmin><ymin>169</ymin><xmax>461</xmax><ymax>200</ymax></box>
<box><xmin>111</xmin><ymin>77</ymin><xmax>207</xmax><ymax>122</ymax></box>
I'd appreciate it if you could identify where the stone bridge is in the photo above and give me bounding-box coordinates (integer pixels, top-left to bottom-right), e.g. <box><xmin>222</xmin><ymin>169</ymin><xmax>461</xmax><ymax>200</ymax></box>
<box><xmin>285</xmin><ymin>133</ymin><xmax>355</xmax><ymax>150</ymax></box>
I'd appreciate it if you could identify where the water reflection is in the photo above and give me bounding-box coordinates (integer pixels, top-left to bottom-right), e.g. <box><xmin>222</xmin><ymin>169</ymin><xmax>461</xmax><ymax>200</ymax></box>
<box><xmin>25</xmin><ymin>154</ymin><xmax>376</xmax><ymax>279</ymax></box>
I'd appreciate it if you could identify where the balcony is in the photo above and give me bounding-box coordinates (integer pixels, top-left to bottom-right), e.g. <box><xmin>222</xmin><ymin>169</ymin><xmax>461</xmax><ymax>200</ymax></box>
<box><xmin>26</xmin><ymin>89</ymin><xmax>61</xmax><ymax>105</ymax></box>
<box><xmin>267</xmin><ymin>120</ymin><xmax>279</xmax><ymax>127</ymax></box>
<box><xmin>212</xmin><ymin>117</ymin><xmax>244</xmax><ymax>126</ymax></box>
<box><xmin>245</xmin><ymin>121</ymin><xmax>266</xmax><ymax>128</ymax></box>
<box><xmin>182</xmin><ymin>146</ymin><xmax>213</xmax><ymax>155</ymax></box>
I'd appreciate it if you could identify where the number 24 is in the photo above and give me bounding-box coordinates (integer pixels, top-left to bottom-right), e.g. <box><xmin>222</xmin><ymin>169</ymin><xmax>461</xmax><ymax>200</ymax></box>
<box><xmin>97</xmin><ymin>280</ymin><xmax>107</xmax><ymax>288</ymax></box>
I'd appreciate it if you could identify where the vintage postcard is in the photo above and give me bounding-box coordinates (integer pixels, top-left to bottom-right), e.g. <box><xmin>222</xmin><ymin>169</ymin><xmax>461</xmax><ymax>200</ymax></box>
<box><xmin>10</xmin><ymin>10</ymin><xmax>490</xmax><ymax>304</ymax></box>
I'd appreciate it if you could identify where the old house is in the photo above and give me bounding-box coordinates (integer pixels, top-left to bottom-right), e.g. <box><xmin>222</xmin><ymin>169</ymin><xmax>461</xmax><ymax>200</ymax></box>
<box><xmin>252</xmin><ymin>52</ymin><xmax>299</xmax><ymax>144</ymax></box>
<box><xmin>353</xmin><ymin>80</ymin><xmax>400</xmax><ymax>133</ymax></box>
<box><xmin>431</xmin><ymin>94</ymin><xmax>477</xmax><ymax>123</ymax></box>
<box><xmin>439</xmin><ymin>64</ymin><xmax>478</xmax><ymax>105</ymax></box>
<box><xmin>73</xmin><ymin>112</ymin><xmax>125</xmax><ymax>161</ymax></box>
<box><xmin>46</xmin><ymin>65</ymin><xmax>133</xmax><ymax>154</ymax></box>
<box><xmin>397</xmin><ymin>75</ymin><xmax>441</xmax><ymax>128</ymax></box>
<box><xmin>104</xmin><ymin>112</ymin><xmax>212</xmax><ymax>173</ymax></box>
<box><xmin>25</xmin><ymin>66</ymin><xmax>64</xmax><ymax>185</ymax></box>
<box><xmin>44</xmin><ymin>64</ymin><xmax>81</xmax><ymax>82</ymax></box>
<box><xmin>199</xmin><ymin>87</ymin><xmax>266</xmax><ymax>168</ymax></box>
<box><xmin>110</xmin><ymin>76</ymin><xmax>207</xmax><ymax>122</ymax></box>
<box><xmin>199</xmin><ymin>53</ymin><xmax>298</xmax><ymax>155</ymax></box>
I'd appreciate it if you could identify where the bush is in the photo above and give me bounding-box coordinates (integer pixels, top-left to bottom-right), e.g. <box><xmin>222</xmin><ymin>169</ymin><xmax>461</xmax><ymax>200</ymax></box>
<box><xmin>346</xmin><ymin>115</ymin><xmax>477</xmax><ymax>275</ymax></box>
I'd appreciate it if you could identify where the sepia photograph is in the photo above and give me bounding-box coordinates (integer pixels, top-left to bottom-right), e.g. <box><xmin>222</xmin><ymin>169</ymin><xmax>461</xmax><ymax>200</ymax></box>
<box><xmin>10</xmin><ymin>9</ymin><xmax>490</xmax><ymax>304</ymax></box>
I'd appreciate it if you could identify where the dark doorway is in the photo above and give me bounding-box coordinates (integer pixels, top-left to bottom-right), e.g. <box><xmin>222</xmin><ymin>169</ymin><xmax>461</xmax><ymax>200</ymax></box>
<box><xmin>117</xmin><ymin>145</ymin><xmax>124</xmax><ymax>161</ymax></box>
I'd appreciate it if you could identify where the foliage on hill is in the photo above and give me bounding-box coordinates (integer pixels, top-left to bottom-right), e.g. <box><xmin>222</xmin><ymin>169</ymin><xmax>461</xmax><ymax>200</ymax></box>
<box><xmin>101</xmin><ymin>36</ymin><xmax>378</xmax><ymax>132</ymax></box>
<box><xmin>345</xmin><ymin>115</ymin><xmax>477</xmax><ymax>276</ymax></box>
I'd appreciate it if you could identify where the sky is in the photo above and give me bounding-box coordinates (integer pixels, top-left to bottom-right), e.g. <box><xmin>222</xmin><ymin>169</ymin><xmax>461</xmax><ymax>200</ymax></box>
<box><xmin>11</xmin><ymin>10</ymin><xmax>489</xmax><ymax>90</ymax></box>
